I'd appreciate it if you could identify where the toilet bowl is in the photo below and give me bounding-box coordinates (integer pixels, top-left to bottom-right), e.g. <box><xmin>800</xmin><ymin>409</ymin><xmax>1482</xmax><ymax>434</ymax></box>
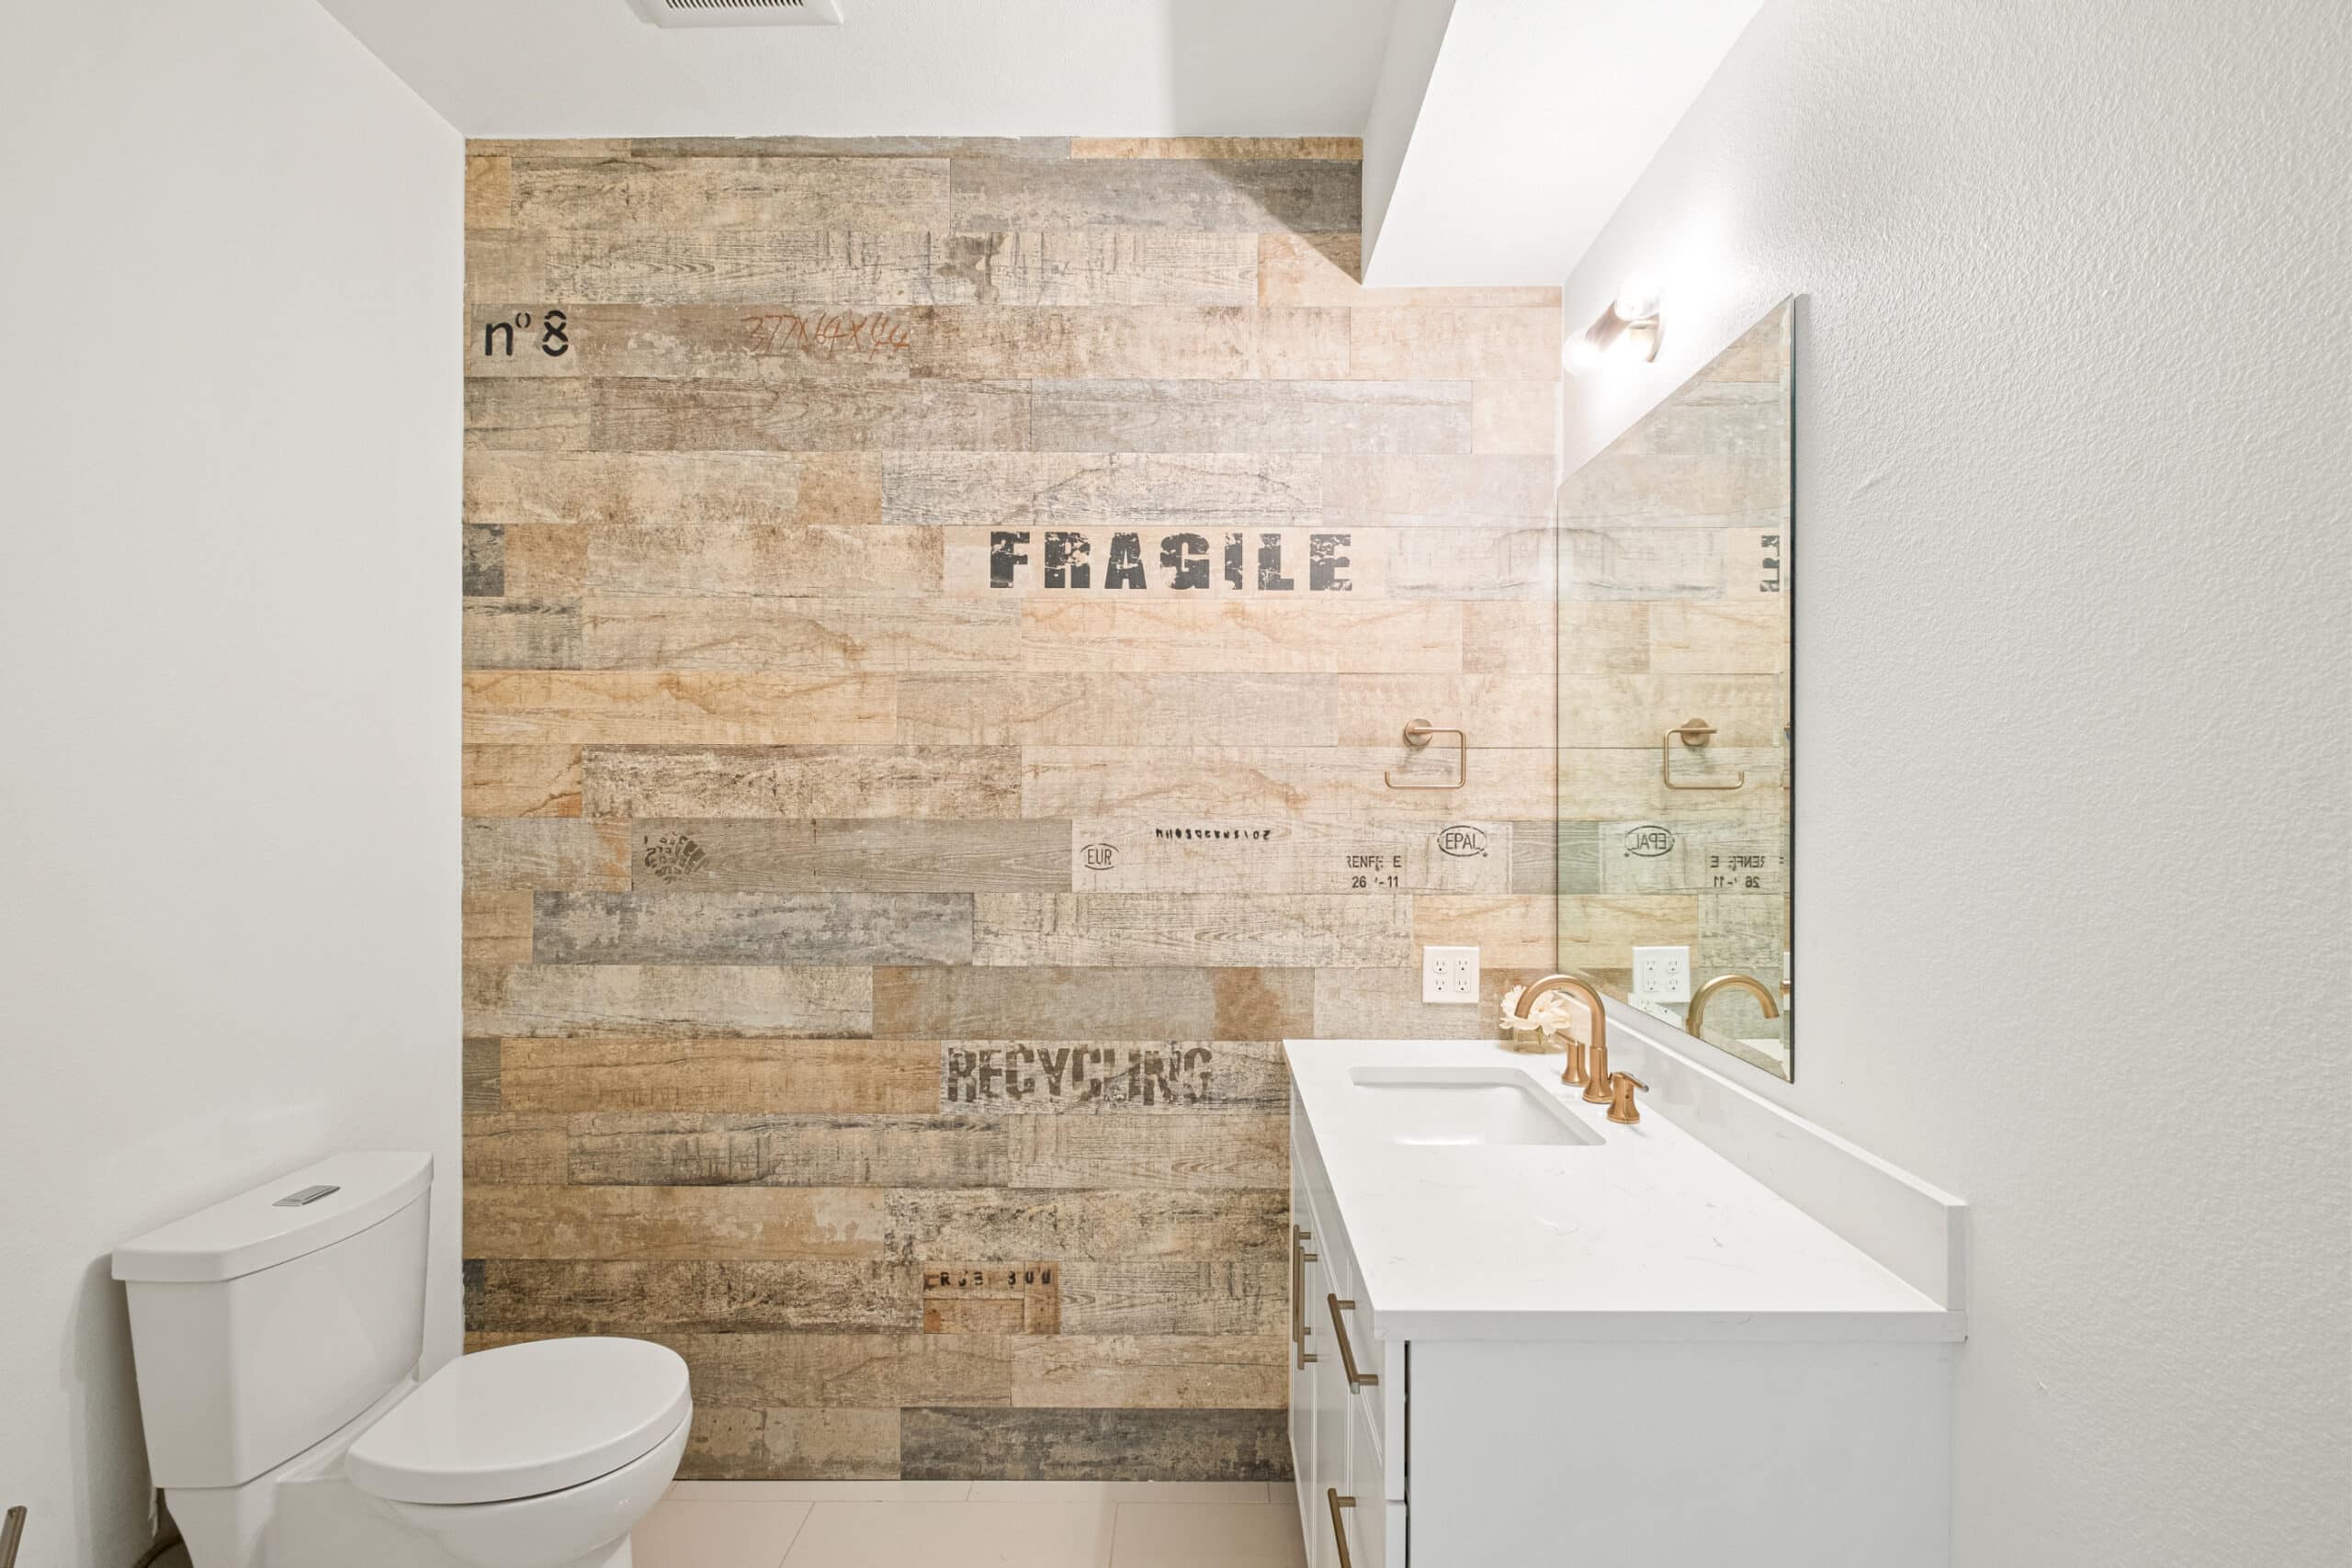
<box><xmin>113</xmin><ymin>1153</ymin><xmax>690</xmax><ymax>1568</ymax></box>
<box><xmin>348</xmin><ymin>1337</ymin><xmax>693</xmax><ymax>1568</ymax></box>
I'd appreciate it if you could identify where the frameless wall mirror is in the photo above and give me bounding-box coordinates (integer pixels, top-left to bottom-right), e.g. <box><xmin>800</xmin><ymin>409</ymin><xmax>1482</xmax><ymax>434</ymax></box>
<box><xmin>1556</xmin><ymin>299</ymin><xmax>1794</xmax><ymax>1078</ymax></box>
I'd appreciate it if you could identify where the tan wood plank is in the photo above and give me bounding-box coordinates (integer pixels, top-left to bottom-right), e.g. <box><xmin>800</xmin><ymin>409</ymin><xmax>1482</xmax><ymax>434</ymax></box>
<box><xmin>588</xmin><ymin>379</ymin><xmax>1032</xmax><ymax>453</ymax></box>
<box><xmin>466</xmin><ymin>155</ymin><xmax>513</xmax><ymax>231</ymax></box>
<box><xmin>897</xmin><ymin>673</ymin><xmax>1336</xmax><ymax>747</ymax></box>
<box><xmin>1005</xmin><ymin>1113</ymin><xmax>1289</xmax><ymax>1190</ymax></box>
<box><xmin>464</xmin><ymin>1184</ymin><xmax>897</xmax><ymax>1260</ymax></box>
<box><xmin>467</xmin><ymin>964</ymin><xmax>873</xmax><ymax>1038</ymax></box>
<box><xmin>464</xmin><ymin>818</ymin><xmax>631</xmax><ymax>892</ymax></box>
<box><xmin>882</xmin><ymin>452</ymin><xmax>1320</xmax><ymax>530</ymax></box>
<box><xmin>465</xmin><ymin>602</ymin><xmax>582</xmax><ymax>671</ymax></box>
<box><xmin>469</xmin><ymin>1259</ymin><xmax>921</xmax><ymax>1332</ymax></box>
<box><xmin>628</xmin><ymin>818</ymin><xmax>1069</xmax><ymax>894</ymax></box>
<box><xmin>657</xmin><ymin>1331</ymin><xmax>1012</xmax><ymax>1408</ymax></box>
<box><xmin>1070</xmin><ymin>138</ymin><xmax>1362</xmax><ymax>161</ymax></box>
<box><xmin>1018</xmin><ymin>745</ymin><xmax>1556</xmax><ymax>823</ymax></box>
<box><xmin>1257</xmin><ymin>233</ymin><xmax>1561</xmax><ymax>310</ymax></box>
<box><xmin>883</xmin><ymin>1188</ymin><xmax>1289</xmax><ymax>1261</ymax></box>
<box><xmin>1319</xmin><ymin>453</ymin><xmax>1555</xmax><ymax>527</ymax></box>
<box><xmin>1057</xmin><ymin>1261</ymin><xmax>1288</xmax><ymax>1336</ymax></box>
<box><xmin>464</xmin><ymin>745</ymin><xmax>583</xmax><ymax>818</ymax></box>
<box><xmin>583</xmin><ymin>525</ymin><xmax>943</xmax><ymax>600</ymax></box>
<box><xmin>510</xmin><ymin>156</ymin><xmax>951</xmax><ymax>231</ymax></box>
<box><xmin>971</xmin><ymin>893</ymin><xmax>1408</xmax><ymax>968</ymax></box>
<box><xmin>565</xmin><ymin>1113</ymin><xmax>1009</xmax><ymax>1188</ymax></box>
<box><xmin>582</xmin><ymin>595</ymin><xmax>1017</xmax><ymax>673</ymax></box>
<box><xmin>1472</xmin><ymin>378</ymin><xmax>1561</xmax><ymax>455</ymax></box>
<box><xmin>500</xmin><ymin>1038</ymin><xmax>942</xmax><ymax>1115</ymax></box>
<box><xmin>1011</xmin><ymin>1335</ymin><xmax>1287</xmax><ymax>1410</ymax></box>
<box><xmin>462</xmin><ymin>1112</ymin><xmax>567</xmax><ymax>1184</ymax></box>
<box><xmin>897</xmin><ymin>1407</ymin><xmax>1286</xmax><ymax>1482</ymax></box>
<box><xmin>1018</xmin><ymin>600</ymin><xmax>1462</xmax><ymax>674</ymax></box>
<box><xmin>464</xmin><ymin>892</ymin><xmax>533</xmax><ymax>968</ymax></box>
<box><xmin>1307</xmin><ymin>964</ymin><xmax>1556</xmax><ymax>1041</ymax></box>
<box><xmin>873</xmin><ymin>966</ymin><xmax>1313</xmax><ymax>1042</ymax></box>
<box><xmin>1349</xmin><ymin>308</ymin><xmax>1562</xmax><ymax>381</ymax></box>
<box><xmin>465</xmin><ymin>451</ymin><xmax>882</xmax><ymax>528</ymax></box>
<box><xmin>581</xmin><ymin>746</ymin><xmax>1021</xmax><ymax>820</ymax></box>
<box><xmin>951</xmin><ymin>157</ymin><xmax>1359</xmax><ymax>233</ymax></box>
<box><xmin>463</xmin><ymin>671</ymin><xmax>896</xmax><ymax>746</ymax></box>
<box><xmin>1027</xmin><ymin>378</ymin><xmax>1471</xmax><ymax>455</ymax></box>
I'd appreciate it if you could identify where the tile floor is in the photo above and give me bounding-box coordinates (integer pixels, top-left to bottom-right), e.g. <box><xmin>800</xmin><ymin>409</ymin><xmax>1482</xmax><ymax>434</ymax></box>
<box><xmin>637</xmin><ymin>1480</ymin><xmax>1310</xmax><ymax>1568</ymax></box>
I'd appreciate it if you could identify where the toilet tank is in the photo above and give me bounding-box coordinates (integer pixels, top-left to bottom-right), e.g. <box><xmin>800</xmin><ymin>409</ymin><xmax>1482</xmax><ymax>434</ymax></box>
<box><xmin>113</xmin><ymin>1152</ymin><xmax>433</xmax><ymax>1489</ymax></box>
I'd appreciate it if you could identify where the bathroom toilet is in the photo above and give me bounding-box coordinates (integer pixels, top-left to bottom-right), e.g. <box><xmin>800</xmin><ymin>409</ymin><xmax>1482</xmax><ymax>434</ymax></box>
<box><xmin>113</xmin><ymin>1152</ymin><xmax>689</xmax><ymax>1568</ymax></box>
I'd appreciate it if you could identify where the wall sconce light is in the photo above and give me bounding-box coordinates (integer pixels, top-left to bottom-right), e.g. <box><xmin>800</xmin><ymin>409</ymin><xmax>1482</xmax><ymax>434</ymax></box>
<box><xmin>1564</xmin><ymin>278</ymin><xmax>1663</xmax><ymax>375</ymax></box>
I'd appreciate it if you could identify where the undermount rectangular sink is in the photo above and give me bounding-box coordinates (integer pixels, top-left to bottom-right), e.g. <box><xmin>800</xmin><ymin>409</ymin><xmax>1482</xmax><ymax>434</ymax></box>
<box><xmin>1347</xmin><ymin>1066</ymin><xmax>1604</xmax><ymax>1147</ymax></box>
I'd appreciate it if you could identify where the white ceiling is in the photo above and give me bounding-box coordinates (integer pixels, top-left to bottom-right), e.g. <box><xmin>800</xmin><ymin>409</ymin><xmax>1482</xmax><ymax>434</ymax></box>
<box><xmin>314</xmin><ymin>0</ymin><xmax>1390</xmax><ymax>139</ymax></box>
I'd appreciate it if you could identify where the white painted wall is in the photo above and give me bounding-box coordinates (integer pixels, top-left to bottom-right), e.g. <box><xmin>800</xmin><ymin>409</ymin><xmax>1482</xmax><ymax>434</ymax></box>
<box><xmin>1557</xmin><ymin>2</ymin><xmax>2350</xmax><ymax>1562</ymax></box>
<box><xmin>0</xmin><ymin>4</ymin><xmax>461</xmax><ymax>1564</ymax></box>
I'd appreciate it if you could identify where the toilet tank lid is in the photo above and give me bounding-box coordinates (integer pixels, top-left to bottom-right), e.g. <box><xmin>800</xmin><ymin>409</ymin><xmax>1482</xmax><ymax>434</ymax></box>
<box><xmin>112</xmin><ymin>1152</ymin><xmax>433</xmax><ymax>1283</ymax></box>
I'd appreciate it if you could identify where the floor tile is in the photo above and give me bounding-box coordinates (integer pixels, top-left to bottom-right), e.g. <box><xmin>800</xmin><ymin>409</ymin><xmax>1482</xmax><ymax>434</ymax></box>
<box><xmin>670</xmin><ymin>1480</ymin><xmax>974</xmax><ymax>1502</ymax></box>
<box><xmin>782</xmin><ymin>1500</ymin><xmax>1114</xmax><ymax>1567</ymax></box>
<box><xmin>969</xmin><ymin>1481</ymin><xmax>1271</xmax><ymax>1504</ymax></box>
<box><xmin>634</xmin><ymin>1498</ymin><xmax>811</xmax><ymax>1568</ymax></box>
<box><xmin>1110</xmin><ymin>1501</ymin><xmax>1308</xmax><ymax>1567</ymax></box>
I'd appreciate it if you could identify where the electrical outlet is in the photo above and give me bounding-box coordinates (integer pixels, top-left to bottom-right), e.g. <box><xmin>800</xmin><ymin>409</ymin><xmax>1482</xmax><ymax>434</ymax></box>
<box><xmin>1632</xmin><ymin>945</ymin><xmax>1691</xmax><ymax>1005</ymax></box>
<box><xmin>1422</xmin><ymin>944</ymin><xmax>1480</xmax><ymax>1004</ymax></box>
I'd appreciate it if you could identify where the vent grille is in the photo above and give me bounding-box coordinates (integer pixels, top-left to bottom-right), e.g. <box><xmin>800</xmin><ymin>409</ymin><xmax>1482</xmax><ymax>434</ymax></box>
<box><xmin>627</xmin><ymin>0</ymin><xmax>844</xmax><ymax>26</ymax></box>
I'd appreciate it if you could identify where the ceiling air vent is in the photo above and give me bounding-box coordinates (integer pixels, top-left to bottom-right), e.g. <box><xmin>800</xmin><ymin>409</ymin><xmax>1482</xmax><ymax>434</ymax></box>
<box><xmin>627</xmin><ymin>0</ymin><xmax>845</xmax><ymax>26</ymax></box>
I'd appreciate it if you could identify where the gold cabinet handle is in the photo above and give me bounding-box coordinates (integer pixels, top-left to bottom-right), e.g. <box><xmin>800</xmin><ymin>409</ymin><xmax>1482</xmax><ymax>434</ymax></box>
<box><xmin>1326</xmin><ymin>1489</ymin><xmax>1356</xmax><ymax>1568</ymax></box>
<box><xmin>1292</xmin><ymin>1227</ymin><xmax>1318</xmax><ymax>1369</ymax></box>
<box><xmin>1327</xmin><ymin>1294</ymin><xmax>1378</xmax><ymax>1391</ymax></box>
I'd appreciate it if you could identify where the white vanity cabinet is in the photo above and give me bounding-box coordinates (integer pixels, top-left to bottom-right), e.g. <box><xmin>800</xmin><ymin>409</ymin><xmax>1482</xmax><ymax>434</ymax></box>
<box><xmin>1284</xmin><ymin>1036</ymin><xmax>1969</xmax><ymax>1568</ymax></box>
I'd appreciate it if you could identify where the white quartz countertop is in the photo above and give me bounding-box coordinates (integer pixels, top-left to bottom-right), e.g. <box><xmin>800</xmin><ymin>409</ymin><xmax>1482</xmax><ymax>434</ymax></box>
<box><xmin>1285</xmin><ymin>1037</ymin><xmax>1967</xmax><ymax>1343</ymax></box>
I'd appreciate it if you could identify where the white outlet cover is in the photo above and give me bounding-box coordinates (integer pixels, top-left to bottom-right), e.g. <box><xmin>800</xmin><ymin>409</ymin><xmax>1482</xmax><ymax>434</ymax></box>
<box><xmin>1422</xmin><ymin>944</ymin><xmax>1480</xmax><ymax>1004</ymax></box>
<box><xmin>1632</xmin><ymin>944</ymin><xmax>1692</xmax><ymax>1003</ymax></box>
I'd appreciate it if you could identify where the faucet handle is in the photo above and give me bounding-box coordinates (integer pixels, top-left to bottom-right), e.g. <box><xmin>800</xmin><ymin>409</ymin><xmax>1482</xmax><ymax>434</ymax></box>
<box><xmin>1604</xmin><ymin>1073</ymin><xmax>1651</xmax><ymax>1125</ymax></box>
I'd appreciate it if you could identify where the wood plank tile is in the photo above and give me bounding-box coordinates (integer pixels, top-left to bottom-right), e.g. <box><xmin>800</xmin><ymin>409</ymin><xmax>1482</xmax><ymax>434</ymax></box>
<box><xmin>897</xmin><ymin>674</ymin><xmax>1336</xmax><ymax>747</ymax></box>
<box><xmin>939</xmin><ymin>1042</ymin><xmax>1290</xmax><ymax>1115</ymax></box>
<box><xmin>1408</xmin><ymin>895</ymin><xmax>1563</xmax><ymax>969</ymax></box>
<box><xmin>463</xmin><ymin>671</ymin><xmax>896</xmax><ymax>746</ymax></box>
<box><xmin>1026</xmin><ymin>378</ymin><xmax>1470</xmax><ymax>455</ymax></box>
<box><xmin>510</xmin><ymin>156</ymin><xmax>951</xmax><ymax>231</ymax></box>
<box><xmin>468</xmin><ymin>230</ymin><xmax>1259</xmax><ymax>308</ymax></box>
<box><xmin>1390</xmin><ymin>525</ymin><xmax>1555</xmax><ymax>599</ymax></box>
<box><xmin>1320</xmin><ymin>454</ymin><xmax>1554</xmax><ymax>527</ymax></box>
<box><xmin>463</xmin><ymin>1259</ymin><xmax>922</xmax><ymax>1335</ymax></box>
<box><xmin>882</xmin><ymin>452</ymin><xmax>1321</xmax><ymax>529</ymax></box>
<box><xmin>463</xmin><ymin>1038</ymin><xmax>503</xmax><ymax>1113</ymax></box>
<box><xmin>661</xmin><ymin>1332</ymin><xmax>1012</xmax><ymax>1408</ymax></box>
<box><xmin>1591</xmin><ymin>816</ymin><xmax>1786</xmax><ymax>896</ymax></box>
<box><xmin>1068</xmin><ymin>818</ymin><xmax>1510</xmax><ymax>896</ymax></box>
<box><xmin>951</xmin><ymin>158</ymin><xmax>1359</xmax><ymax>233</ymax></box>
<box><xmin>501</xmin><ymin>1038</ymin><xmax>941</xmax><ymax>1115</ymax></box>
<box><xmin>1057</xmin><ymin>1261</ymin><xmax>1288</xmax><ymax>1336</ymax></box>
<box><xmin>1005</xmin><ymin>1114</ymin><xmax>1289</xmax><ymax>1190</ymax></box>
<box><xmin>464</xmin><ymin>892</ymin><xmax>533</xmax><ymax>968</ymax></box>
<box><xmin>971</xmin><ymin>894</ymin><xmax>1408</xmax><ymax>968</ymax></box>
<box><xmin>1463</xmin><ymin>602</ymin><xmax>1654</xmax><ymax>675</ymax></box>
<box><xmin>628</xmin><ymin>818</ymin><xmax>1069</xmax><ymax>894</ymax></box>
<box><xmin>1070</xmin><ymin>138</ymin><xmax>1362</xmax><ymax>161</ymax></box>
<box><xmin>1019</xmin><ymin>746</ymin><xmax>1555</xmax><ymax>823</ymax></box>
<box><xmin>465</xmin><ymin>379</ymin><xmax>590</xmax><ymax>450</ymax></box>
<box><xmin>1307</xmin><ymin>964</ymin><xmax>1555</xmax><ymax>1041</ymax></box>
<box><xmin>1011</xmin><ymin>1335</ymin><xmax>1286</xmax><ymax>1410</ymax></box>
<box><xmin>465</xmin><ymin>451</ymin><xmax>882</xmax><ymax>528</ymax></box>
<box><xmin>587</xmin><ymin>379</ymin><xmax>1031</xmax><ymax>453</ymax></box>
<box><xmin>922</xmin><ymin>1261</ymin><xmax>1061</xmax><ymax>1335</ymax></box>
<box><xmin>466</xmin><ymin>602</ymin><xmax>582</xmax><ymax>671</ymax></box>
<box><xmin>883</xmin><ymin>1189</ymin><xmax>1288</xmax><ymax>1261</ymax></box>
<box><xmin>1349</xmin><ymin>309</ymin><xmax>1562</xmax><ymax>381</ymax></box>
<box><xmin>899</xmin><ymin>1407</ymin><xmax>1288</xmax><ymax>1482</ymax></box>
<box><xmin>1335</xmin><ymin>675</ymin><xmax>1555</xmax><ymax>749</ymax></box>
<box><xmin>466</xmin><ymin>155</ymin><xmax>513</xmax><ymax>230</ymax></box>
<box><xmin>500</xmin><ymin>525</ymin><xmax>589</xmax><ymax>598</ymax></box>
<box><xmin>464</xmin><ymin>818</ymin><xmax>631</xmax><ymax>892</ymax></box>
<box><xmin>464</xmin><ymin>745</ymin><xmax>583</xmax><ymax>818</ymax></box>
<box><xmin>582</xmin><ymin>595</ymin><xmax>1017</xmax><ymax>672</ymax></box>
<box><xmin>463</xmin><ymin>1184</ymin><xmax>897</xmax><ymax>1260</ymax></box>
<box><xmin>1257</xmin><ymin>233</ymin><xmax>1560</xmax><ymax>310</ymax></box>
<box><xmin>685</xmin><ymin>1406</ymin><xmax>902</xmax><ymax>1482</ymax></box>
<box><xmin>1473</xmin><ymin>378</ymin><xmax>1560</xmax><ymax>454</ymax></box>
<box><xmin>582</xmin><ymin>525</ymin><xmax>942</xmax><ymax>600</ymax></box>
<box><xmin>630</xmin><ymin>136</ymin><xmax>1068</xmax><ymax>159</ymax></box>
<box><xmin>531</xmin><ymin>891</ymin><xmax>973</xmax><ymax>966</ymax></box>
<box><xmin>565</xmin><ymin>1113</ymin><xmax>1009</xmax><ymax>1188</ymax></box>
<box><xmin>463</xmin><ymin>524</ymin><xmax>505</xmax><ymax>595</ymax></box>
<box><xmin>581</xmin><ymin>746</ymin><xmax>1021</xmax><ymax>820</ymax></box>
<box><xmin>1647</xmin><ymin>601</ymin><xmax>1790</xmax><ymax>674</ymax></box>
<box><xmin>943</xmin><ymin>524</ymin><xmax>1392</xmax><ymax>599</ymax></box>
<box><xmin>1017</xmin><ymin>600</ymin><xmax>1462</xmax><ymax>674</ymax></box>
<box><xmin>467</xmin><ymin>964</ymin><xmax>873</xmax><ymax>1038</ymax></box>
<box><xmin>463</xmin><ymin>1112</ymin><xmax>567</xmax><ymax>1184</ymax></box>
<box><xmin>873</xmin><ymin>967</ymin><xmax>1313</xmax><ymax>1042</ymax></box>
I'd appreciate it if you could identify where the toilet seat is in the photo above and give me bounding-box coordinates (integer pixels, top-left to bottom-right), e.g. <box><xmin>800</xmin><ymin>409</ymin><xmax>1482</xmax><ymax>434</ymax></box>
<box><xmin>347</xmin><ymin>1338</ymin><xmax>690</xmax><ymax>1506</ymax></box>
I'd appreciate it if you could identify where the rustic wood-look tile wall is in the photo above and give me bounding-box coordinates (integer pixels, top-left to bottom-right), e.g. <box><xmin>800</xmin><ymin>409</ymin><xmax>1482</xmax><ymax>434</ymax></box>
<box><xmin>460</xmin><ymin>135</ymin><xmax>1562</xmax><ymax>1481</ymax></box>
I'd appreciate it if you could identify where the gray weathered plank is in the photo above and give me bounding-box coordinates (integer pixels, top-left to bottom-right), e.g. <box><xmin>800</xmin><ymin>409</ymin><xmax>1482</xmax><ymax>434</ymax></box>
<box><xmin>510</xmin><ymin>156</ymin><xmax>951</xmax><ymax>231</ymax></box>
<box><xmin>532</xmin><ymin>891</ymin><xmax>975</xmax><ymax>966</ymax></box>
<box><xmin>897</xmin><ymin>674</ymin><xmax>1336</xmax><ymax>747</ymax></box>
<box><xmin>465</xmin><ymin>451</ymin><xmax>882</xmax><ymax>528</ymax></box>
<box><xmin>951</xmin><ymin>158</ymin><xmax>1360</xmax><ymax>233</ymax></box>
<box><xmin>466</xmin><ymin>1259</ymin><xmax>921</xmax><ymax>1333</ymax></box>
<box><xmin>1057</xmin><ymin>1261</ymin><xmax>1288</xmax><ymax>1337</ymax></box>
<box><xmin>899</xmin><ymin>1407</ymin><xmax>1289</xmax><ymax>1482</ymax></box>
<box><xmin>500</xmin><ymin>1038</ymin><xmax>942</xmax><ymax>1115</ymax></box>
<box><xmin>467</xmin><ymin>964</ymin><xmax>873</xmax><ymax>1038</ymax></box>
<box><xmin>881</xmin><ymin>451</ymin><xmax>1320</xmax><ymax>529</ymax></box>
<box><xmin>582</xmin><ymin>747</ymin><xmax>1022</xmax><ymax>820</ymax></box>
<box><xmin>685</xmin><ymin>1406</ymin><xmax>902</xmax><ymax>1481</ymax></box>
<box><xmin>971</xmin><ymin>893</ymin><xmax>1408</xmax><ymax>968</ymax></box>
<box><xmin>1027</xmin><ymin>378</ymin><xmax>1470</xmax><ymax>455</ymax></box>
<box><xmin>873</xmin><ymin>966</ymin><xmax>1314</xmax><ymax>1042</ymax></box>
<box><xmin>628</xmin><ymin>818</ymin><xmax>1069</xmax><ymax>893</ymax></box>
<box><xmin>582</xmin><ymin>596</ymin><xmax>1018</xmax><ymax>672</ymax></box>
<box><xmin>565</xmin><ymin>1113</ymin><xmax>1009</xmax><ymax>1188</ymax></box>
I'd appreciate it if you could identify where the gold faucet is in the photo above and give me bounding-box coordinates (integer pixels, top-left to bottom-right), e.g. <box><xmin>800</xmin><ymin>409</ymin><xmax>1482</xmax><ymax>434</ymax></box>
<box><xmin>1511</xmin><ymin>974</ymin><xmax>1611</xmax><ymax>1098</ymax></box>
<box><xmin>1684</xmin><ymin>974</ymin><xmax>1782</xmax><ymax>1042</ymax></box>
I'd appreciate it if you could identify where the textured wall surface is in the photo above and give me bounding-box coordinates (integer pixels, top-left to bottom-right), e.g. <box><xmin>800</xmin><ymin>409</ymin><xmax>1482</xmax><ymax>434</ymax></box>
<box><xmin>1554</xmin><ymin>303</ymin><xmax>1790</xmax><ymax>1070</ymax></box>
<box><xmin>1557</xmin><ymin>2</ymin><xmax>2351</xmax><ymax>1562</ymax></box>
<box><xmin>458</xmin><ymin>137</ymin><xmax>1560</xmax><ymax>1480</ymax></box>
<box><xmin>0</xmin><ymin>3</ymin><xmax>462</xmax><ymax>1564</ymax></box>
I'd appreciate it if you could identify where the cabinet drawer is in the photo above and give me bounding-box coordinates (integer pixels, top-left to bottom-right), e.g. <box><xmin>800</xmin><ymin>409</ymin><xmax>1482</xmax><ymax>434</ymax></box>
<box><xmin>1324</xmin><ymin>1294</ymin><xmax>1403</xmax><ymax>1501</ymax></box>
<box><xmin>1337</xmin><ymin>1398</ymin><xmax>1407</xmax><ymax>1568</ymax></box>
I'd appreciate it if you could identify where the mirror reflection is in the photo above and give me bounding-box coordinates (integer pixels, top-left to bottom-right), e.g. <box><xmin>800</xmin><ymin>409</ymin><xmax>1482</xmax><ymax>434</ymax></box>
<box><xmin>1555</xmin><ymin>299</ymin><xmax>1794</xmax><ymax>1078</ymax></box>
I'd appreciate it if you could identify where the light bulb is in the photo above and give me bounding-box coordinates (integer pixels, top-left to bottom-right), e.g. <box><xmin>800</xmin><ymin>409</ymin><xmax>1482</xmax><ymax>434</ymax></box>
<box><xmin>1564</xmin><ymin>333</ymin><xmax>1603</xmax><ymax>375</ymax></box>
<box><xmin>1613</xmin><ymin>276</ymin><xmax>1662</xmax><ymax>321</ymax></box>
